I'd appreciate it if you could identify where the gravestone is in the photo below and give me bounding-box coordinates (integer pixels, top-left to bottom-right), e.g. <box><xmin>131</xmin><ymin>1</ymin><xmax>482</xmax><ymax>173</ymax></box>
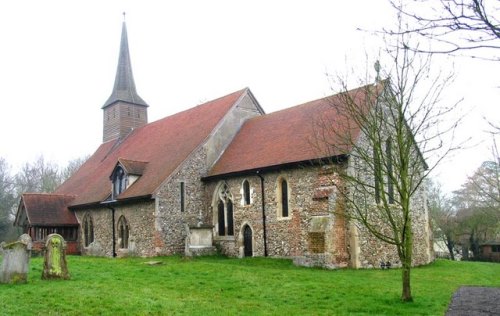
<box><xmin>0</xmin><ymin>234</ymin><xmax>32</xmax><ymax>284</ymax></box>
<box><xmin>42</xmin><ymin>234</ymin><xmax>70</xmax><ymax>280</ymax></box>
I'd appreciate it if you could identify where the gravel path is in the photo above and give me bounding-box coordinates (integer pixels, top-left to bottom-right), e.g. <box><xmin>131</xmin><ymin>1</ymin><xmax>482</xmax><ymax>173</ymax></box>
<box><xmin>446</xmin><ymin>286</ymin><xmax>500</xmax><ymax>316</ymax></box>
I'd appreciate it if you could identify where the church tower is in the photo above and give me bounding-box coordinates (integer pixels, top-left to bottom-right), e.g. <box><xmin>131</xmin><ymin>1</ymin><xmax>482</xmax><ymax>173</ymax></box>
<box><xmin>102</xmin><ymin>17</ymin><xmax>148</xmax><ymax>143</ymax></box>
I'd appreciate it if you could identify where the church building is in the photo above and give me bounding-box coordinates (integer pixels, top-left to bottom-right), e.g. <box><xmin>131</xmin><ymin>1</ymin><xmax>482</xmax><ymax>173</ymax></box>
<box><xmin>14</xmin><ymin>21</ymin><xmax>434</xmax><ymax>268</ymax></box>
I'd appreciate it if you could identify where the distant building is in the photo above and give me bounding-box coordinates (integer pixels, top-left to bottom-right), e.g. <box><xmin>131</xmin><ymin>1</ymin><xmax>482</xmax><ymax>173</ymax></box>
<box><xmin>14</xmin><ymin>20</ymin><xmax>433</xmax><ymax>268</ymax></box>
<box><xmin>479</xmin><ymin>242</ymin><xmax>500</xmax><ymax>262</ymax></box>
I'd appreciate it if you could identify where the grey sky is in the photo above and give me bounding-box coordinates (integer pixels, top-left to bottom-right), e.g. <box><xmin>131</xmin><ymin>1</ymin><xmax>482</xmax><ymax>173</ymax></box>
<box><xmin>0</xmin><ymin>0</ymin><xmax>498</xmax><ymax>194</ymax></box>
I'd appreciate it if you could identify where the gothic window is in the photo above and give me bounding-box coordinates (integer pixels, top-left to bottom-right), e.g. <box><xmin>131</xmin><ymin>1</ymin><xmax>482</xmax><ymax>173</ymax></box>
<box><xmin>278</xmin><ymin>178</ymin><xmax>289</xmax><ymax>218</ymax></box>
<box><xmin>83</xmin><ymin>214</ymin><xmax>94</xmax><ymax>247</ymax></box>
<box><xmin>373</xmin><ymin>138</ymin><xmax>395</xmax><ymax>204</ymax></box>
<box><xmin>218</xmin><ymin>200</ymin><xmax>225</xmax><ymax>236</ymax></box>
<box><xmin>112</xmin><ymin>166</ymin><xmax>127</xmax><ymax>199</ymax></box>
<box><xmin>227</xmin><ymin>199</ymin><xmax>234</xmax><ymax>236</ymax></box>
<box><xmin>242</xmin><ymin>180</ymin><xmax>251</xmax><ymax>205</ymax></box>
<box><xmin>215</xmin><ymin>183</ymin><xmax>234</xmax><ymax>236</ymax></box>
<box><xmin>386</xmin><ymin>138</ymin><xmax>394</xmax><ymax>204</ymax></box>
<box><xmin>117</xmin><ymin>216</ymin><xmax>129</xmax><ymax>249</ymax></box>
<box><xmin>374</xmin><ymin>146</ymin><xmax>381</xmax><ymax>204</ymax></box>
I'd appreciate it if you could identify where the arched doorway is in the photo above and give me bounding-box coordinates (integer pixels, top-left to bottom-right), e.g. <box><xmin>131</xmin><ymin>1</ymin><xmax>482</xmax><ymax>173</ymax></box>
<box><xmin>243</xmin><ymin>225</ymin><xmax>253</xmax><ymax>257</ymax></box>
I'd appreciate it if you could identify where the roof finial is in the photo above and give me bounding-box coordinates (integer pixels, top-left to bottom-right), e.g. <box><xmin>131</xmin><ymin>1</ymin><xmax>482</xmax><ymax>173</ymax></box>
<box><xmin>374</xmin><ymin>60</ymin><xmax>381</xmax><ymax>82</ymax></box>
<box><xmin>123</xmin><ymin>12</ymin><xmax>126</xmax><ymax>22</ymax></box>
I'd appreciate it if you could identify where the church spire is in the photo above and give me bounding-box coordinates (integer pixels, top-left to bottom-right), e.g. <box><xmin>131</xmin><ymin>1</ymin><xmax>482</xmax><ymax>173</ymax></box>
<box><xmin>102</xmin><ymin>16</ymin><xmax>149</xmax><ymax>143</ymax></box>
<box><xmin>103</xmin><ymin>16</ymin><xmax>148</xmax><ymax>109</ymax></box>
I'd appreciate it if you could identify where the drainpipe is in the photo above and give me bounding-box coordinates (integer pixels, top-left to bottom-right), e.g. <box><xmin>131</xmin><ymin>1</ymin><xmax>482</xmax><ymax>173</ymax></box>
<box><xmin>256</xmin><ymin>171</ymin><xmax>268</xmax><ymax>257</ymax></box>
<box><xmin>104</xmin><ymin>204</ymin><xmax>117</xmax><ymax>257</ymax></box>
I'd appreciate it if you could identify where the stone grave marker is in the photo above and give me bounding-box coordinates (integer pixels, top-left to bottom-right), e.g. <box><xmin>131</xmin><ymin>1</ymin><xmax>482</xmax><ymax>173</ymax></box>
<box><xmin>42</xmin><ymin>234</ymin><xmax>70</xmax><ymax>280</ymax></box>
<box><xmin>0</xmin><ymin>234</ymin><xmax>32</xmax><ymax>284</ymax></box>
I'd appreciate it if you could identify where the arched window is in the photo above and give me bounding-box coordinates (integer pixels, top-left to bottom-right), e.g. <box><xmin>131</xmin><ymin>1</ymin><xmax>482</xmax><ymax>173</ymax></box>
<box><xmin>117</xmin><ymin>216</ymin><xmax>129</xmax><ymax>249</ymax></box>
<box><xmin>227</xmin><ymin>199</ymin><xmax>234</xmax><ymax>236</ymax></box>
<box><xmin>83</xmin><ymin>214</ymin><xmax>94</xmax><ymax>247</ymax></box>
<box><xmin>386</xmin><ymin>138</ymin><xmax>394</xmax><ymax>204</ymax></box>
<box><xmin>242</xmin><ymin>180</ymin><xmax>251</xmax><ymax>205</ymax></box>
<box><xmin>374</xmin><ymin>138</ymin><xmax>395</xmax><ymax>204</ymax></box>
<box><xmin>218</xmin><ymin>200</ymin><xmax>225</xmax><ymax>236</ymax></box>
<box><xmin>279</xmin><ymin>178</ymin><xmax>289</xmax><ymax>218</ymax></box>
<box><xmin>215</xmin><ymin>183</ymin><xmax>234</xmax><ymax>236</ymax></box>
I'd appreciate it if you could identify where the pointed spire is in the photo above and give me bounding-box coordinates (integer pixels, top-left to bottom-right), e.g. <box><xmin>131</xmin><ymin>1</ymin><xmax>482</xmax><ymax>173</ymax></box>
<box><xmin>103</xmin><ymin>17</ymin><xmax>148</xmax><ymax>109</ymax></box>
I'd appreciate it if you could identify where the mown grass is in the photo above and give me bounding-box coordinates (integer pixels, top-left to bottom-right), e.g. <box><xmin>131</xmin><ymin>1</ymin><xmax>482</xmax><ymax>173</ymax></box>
<box><xmin>0</xmin><ymin>255</ymin><xmax>498</xmax><ymax>315</ymax></box>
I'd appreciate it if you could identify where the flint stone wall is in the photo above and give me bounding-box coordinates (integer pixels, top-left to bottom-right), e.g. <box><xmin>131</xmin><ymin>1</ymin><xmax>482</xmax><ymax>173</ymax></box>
<box><xmin>74</xmin><ymin>200</ymin><xmax>156</xmax><ymax>257</ymax></box>
<box><xmin>205</xmin><ymin>165</ymin><xmax>350</xmax><ymax>267</ymax></box>
<box><xmin>154</xmin><ymin>94</ymin><xmax>262</xmax><ymax>256</ymax></box>
<box><xmin>348</xmin><ymin>126</ymin><xmax>434</xmax><ymax>268</ymax></box>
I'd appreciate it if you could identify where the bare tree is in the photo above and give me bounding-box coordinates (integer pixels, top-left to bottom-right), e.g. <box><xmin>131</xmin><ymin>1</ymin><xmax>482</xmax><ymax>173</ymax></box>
<box><xmin>387</xmin><ymin>0</ymin><xmax>500</xmax><ymax>60</ymax></box>
<box><xmin>0</xmin><ymin>158</ymin><xmax>17</xmax><ymax>242</ymax></box>
<box><xmin>15</xmin><ymin>156</ymin><xmax>62</xmax><ymax>195</ymax></box>
<box><xmin>314</xmin><ymin>34</ymin><xmax>459</xmax><ymax>301</ymax></box>
<box><xmin>60</xmin><ymin>155</ymin><xmax>89</xmax><ymax>183</ymax></box>
<box><xmin>452</xmin><ymin>159</ymin><xmax>500</xmax><ymax>257</ymax></box>
<box><xmin>427</xmin><ymin>179</ymin><xmax>457</xmax><ymax>260</ymax></box>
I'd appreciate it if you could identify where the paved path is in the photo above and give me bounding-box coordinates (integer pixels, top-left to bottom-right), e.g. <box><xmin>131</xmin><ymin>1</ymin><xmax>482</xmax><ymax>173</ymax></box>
<box><xmin>446</xmin><ymin>286</ymin><xmax>500</xmax><ymax>316</ymax></box>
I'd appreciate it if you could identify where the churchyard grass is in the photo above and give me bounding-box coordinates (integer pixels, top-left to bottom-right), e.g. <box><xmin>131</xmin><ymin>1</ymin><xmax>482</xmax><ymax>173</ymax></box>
<box><xmin>0</xmin><ymin>256</ymin><xmax>498</xmax><ymax>315</ymax></box>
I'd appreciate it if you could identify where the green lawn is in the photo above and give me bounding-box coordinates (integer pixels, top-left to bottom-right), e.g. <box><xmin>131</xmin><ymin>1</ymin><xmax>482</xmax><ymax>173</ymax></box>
<box><xmin>0</xmin><ymin>256</ymin><xmax>498</xmax><ymax>315</ymax></box>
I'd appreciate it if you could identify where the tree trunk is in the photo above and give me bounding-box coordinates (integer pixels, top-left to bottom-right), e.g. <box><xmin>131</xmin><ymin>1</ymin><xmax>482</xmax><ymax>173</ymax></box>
<box><xmin>446</xmin><ymin>235</ymin><xmax>455</xmax><ymax>261</ymax></box>
<box><xmin>401</xmin><ymin>217</ymin><xmax>413</xmax><ymax>302</ymax></box>
<box><xmin>401</xmin><ymin>262</ymin><xmax>413</xmax><ymax>302</ymax></box>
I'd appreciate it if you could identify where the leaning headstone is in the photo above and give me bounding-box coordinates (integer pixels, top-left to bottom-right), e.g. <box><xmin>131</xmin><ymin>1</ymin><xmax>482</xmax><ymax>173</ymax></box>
<box><xmin>0</xmin><ymin>235</ymin><xmax>32</xmax><ymax>284</ymax></box>
<box><xmin>42</xmin><ymin>234</ymin><xmax>70</xmax><ymax>280</ymax></box>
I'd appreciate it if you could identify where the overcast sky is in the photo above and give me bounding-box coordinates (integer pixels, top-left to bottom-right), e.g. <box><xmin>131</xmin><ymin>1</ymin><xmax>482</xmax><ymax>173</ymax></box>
<box><xmin>0</xmin><ymin>0</ymin><xmax>498</xmax><ymax>194</ymax></box>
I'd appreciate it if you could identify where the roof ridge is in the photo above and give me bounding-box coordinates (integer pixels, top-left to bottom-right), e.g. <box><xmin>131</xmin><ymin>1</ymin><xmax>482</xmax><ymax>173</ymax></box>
<box><xmin>22</xmin><ymin>193</ymin><xmax>76</xmax><ymax>197</ymax></box>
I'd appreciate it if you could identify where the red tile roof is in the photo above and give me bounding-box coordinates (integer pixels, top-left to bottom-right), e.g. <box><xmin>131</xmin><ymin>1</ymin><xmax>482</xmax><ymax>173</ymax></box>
<box><xmin>118</xmin><ymin>158</ymin><xmax>148</xmax><ymax>176</ymax></box>
<box><xmin>208</xmin><ymin>83</ymin><xmax>383</xmax><ymax>177</ymax></box>
<box><xmin>18</xmin><ymin>193</ymin><xmax>78</xmax><ymax>226</ymax></box>
<box><xmin>56</xmin><ymin>88</ymin><xmax>248</xmax><ymax>206</ymax></box>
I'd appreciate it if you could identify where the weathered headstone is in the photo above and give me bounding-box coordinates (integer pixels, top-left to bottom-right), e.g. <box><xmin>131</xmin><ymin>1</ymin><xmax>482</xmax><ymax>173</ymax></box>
<box><xmin>0</xmin><ymin>235</ymin><xmax>32</xmax><ymax>284</ymax></box>
<box><xmin>42</xmin><ymin>234</ymin><xmax>70</xmax><ymax>280</ymax></box>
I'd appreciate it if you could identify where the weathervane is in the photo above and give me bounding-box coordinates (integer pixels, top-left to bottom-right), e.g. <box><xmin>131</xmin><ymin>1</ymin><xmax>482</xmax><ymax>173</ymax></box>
<box><xmin>123</xmin><ymin>12</ymin><xmax>126</xmax><ymax>21</ymax></box>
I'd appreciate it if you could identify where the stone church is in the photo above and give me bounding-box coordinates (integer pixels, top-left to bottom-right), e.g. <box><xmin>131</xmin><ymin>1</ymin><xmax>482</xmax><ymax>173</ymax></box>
<box><xmin>14</xmin><ymin>21</ymin><xmax>434</xmax><ymax>268</ymax></box>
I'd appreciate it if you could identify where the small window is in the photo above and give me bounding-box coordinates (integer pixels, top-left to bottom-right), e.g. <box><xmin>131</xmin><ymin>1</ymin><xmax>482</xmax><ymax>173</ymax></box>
<box><xmin>117</xmin><ymin>216</ymin><xmax>129</xmax><ymax>249</ymax></box>
<box><xmin>180</xmin><ymin>182</ymin><xmax>185</xmax><ymax>212</ymax></box>
<box><xmin>243</xmin><ymin>180</ymin><xmax>251</xmax><ymax>205</ymax></box>
<box><xmin>278</xmin><ymin>178</ymin><xmax>289</xmax><ymax>218</ymax></box>
<box><xmin>83</xmin><ymin>214</ymin><xmax>94</xmax><ymax>247</ymax></box>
